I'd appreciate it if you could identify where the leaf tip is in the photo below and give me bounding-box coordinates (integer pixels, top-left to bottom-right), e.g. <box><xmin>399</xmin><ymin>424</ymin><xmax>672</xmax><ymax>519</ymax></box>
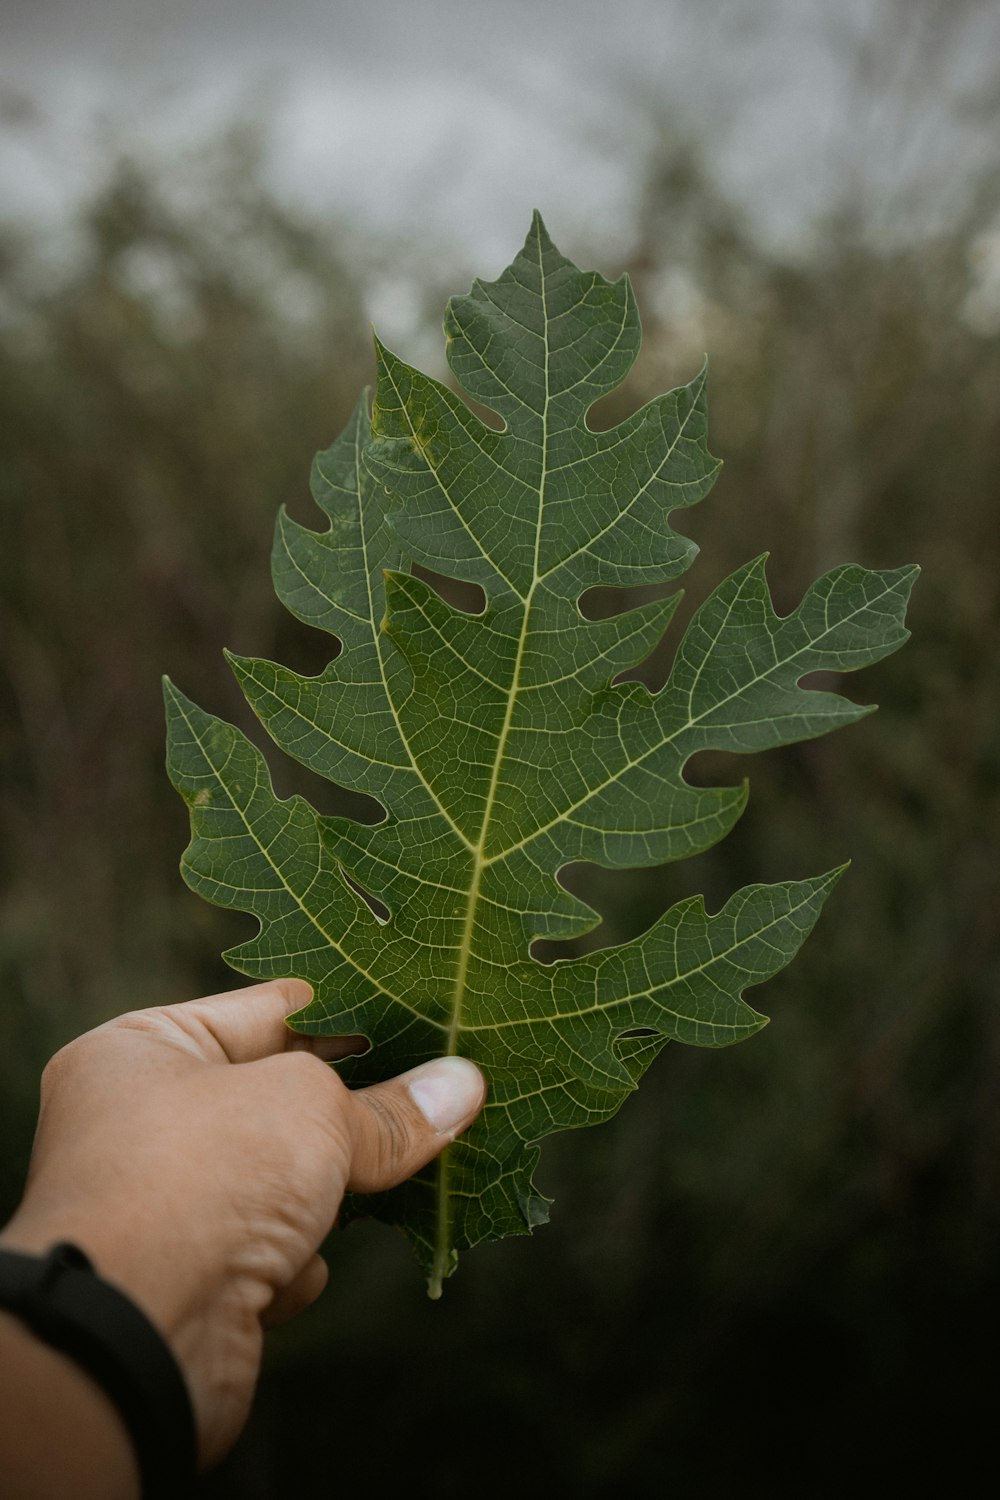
<box><xmin>809</xmin><ymin>862</ymin><xmax>851</xmax><ymax>906</ymax></box>
<box><xmin>222</xmin><ymin>647</ymin><xmax>252</xmax><ymax>683</ymax></box>
<box><xmin>897</xmin><ymin>562</ymin><xmax>921</xmax><ymax>607</ymax></box>
<box><xmin>161</xmin><ymin>675</ymin><xmax>181</xmax><ymax>732</ymax></box>
<box><xmin>162</xmin><ymin>675</ymin><xmax>193</xmax><ymax>715</ymax></box>
<box><xmin>527</xmin><ymin>207</ymin><xmax>554</xmax><ymax>252</ymax></box>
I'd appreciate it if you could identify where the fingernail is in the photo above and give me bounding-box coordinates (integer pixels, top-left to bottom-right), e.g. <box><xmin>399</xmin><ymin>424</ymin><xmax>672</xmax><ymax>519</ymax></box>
<box><xmin>407</xmin><ymin>1057</ymin><xmax>485</xmax><ymax>1135</ymax></box>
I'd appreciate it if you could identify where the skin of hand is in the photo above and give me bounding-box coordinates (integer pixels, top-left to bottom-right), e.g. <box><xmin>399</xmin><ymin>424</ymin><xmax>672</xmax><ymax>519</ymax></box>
<box><xmin>0</xmin><ymin>979</ymin><xmax>486</xmax><ymax>1470</ymax></box>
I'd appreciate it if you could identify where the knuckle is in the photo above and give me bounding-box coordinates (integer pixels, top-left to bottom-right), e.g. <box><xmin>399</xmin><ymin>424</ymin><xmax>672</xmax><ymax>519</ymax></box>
<box><xmin>357</xmin><ymin>1090</ymin><xmax>415</xmax><ymax>1183</ymax></box>
<box><xmin>39</xmin><ymin>1032</ymin><xmax>92</xmax><ymax>1098</ymax></box>
<box><xmin>281</xmin><ymin>1049</ymin><xmax>338</xmax><ymax>1089</ymax></box>
<box><xmin>256</xmin><ymin>1050</ymin><xmax>343</xmax><ymax>1118</ymax></box>
<box><xmin>105</xmin><ymin>1008</ymin><xmax>169</xmax><ymax>1042</ymax></box>
<box><xmin>39</xmin><ymin>1045</ymin><xmax>70</xmax><ymax>1102</ymax></box>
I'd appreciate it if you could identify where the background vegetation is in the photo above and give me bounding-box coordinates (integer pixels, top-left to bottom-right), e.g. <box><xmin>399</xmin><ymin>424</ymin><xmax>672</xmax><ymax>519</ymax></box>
<box><xmin>2</xmin><ymin>55</ymin><xmax>998</xmax><ymax>1497</ymax></box>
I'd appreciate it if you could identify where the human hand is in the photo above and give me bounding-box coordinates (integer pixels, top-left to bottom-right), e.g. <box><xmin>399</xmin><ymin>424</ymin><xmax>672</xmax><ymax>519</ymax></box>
<box><xmin>0</xmin><ymin>979</ymin><xmax>485</xmax><ymax>1468</ymax></box>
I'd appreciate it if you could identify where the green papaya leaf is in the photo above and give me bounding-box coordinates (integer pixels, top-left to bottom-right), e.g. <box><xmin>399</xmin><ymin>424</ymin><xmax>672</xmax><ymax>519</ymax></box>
<box><xmin>164</xmin><ymin>214</ymin><xmax>916</xmax><ymax>1295</ymax></box>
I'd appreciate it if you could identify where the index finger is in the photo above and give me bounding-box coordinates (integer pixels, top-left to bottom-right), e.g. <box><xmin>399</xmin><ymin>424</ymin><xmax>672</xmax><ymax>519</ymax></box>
<box><xmin>150</xmin><ymin>979</ymin><xmax>365</xmax><ymax>1064</ymax></box>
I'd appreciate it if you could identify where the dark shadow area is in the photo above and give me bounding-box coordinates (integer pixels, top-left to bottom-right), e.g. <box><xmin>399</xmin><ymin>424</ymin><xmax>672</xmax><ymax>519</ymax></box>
<box><xmin>578</xmin><ymin>579</ymin><xmax>678</xmax><ymax>620</ymax></box>
<box><xmin>411</xmin><ymin>562</ymin><xmax>486</xmax><ymax>615</ymax></box>
<box><xmin>341</xmin><ymin>868</ymin><xmax>390</xmax><ymax>924</ymax></box>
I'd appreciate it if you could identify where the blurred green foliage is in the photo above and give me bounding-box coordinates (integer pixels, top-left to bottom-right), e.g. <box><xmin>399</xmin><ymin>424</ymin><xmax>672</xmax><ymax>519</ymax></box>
<box><xmin>1</xmin><ymin>126</ymin><xmax>997</xmax><ymax>1494</ymax></box>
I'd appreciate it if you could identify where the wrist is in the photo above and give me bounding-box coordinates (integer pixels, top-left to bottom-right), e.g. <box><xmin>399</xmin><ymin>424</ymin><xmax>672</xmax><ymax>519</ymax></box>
<box><xmin>0</xmin><ymin>1208</ymin><xmax>242</xmax><ymax>1465</ymax></box>
<box><xmin>0</xmin><ymin>1203</ymin><xmax>202</xmax><ymax>1355</ymax></box>
<box><xmin>0</xmin><ymin>1308</ymin><xmax>140</xmax><ymax>1500</ymax></box>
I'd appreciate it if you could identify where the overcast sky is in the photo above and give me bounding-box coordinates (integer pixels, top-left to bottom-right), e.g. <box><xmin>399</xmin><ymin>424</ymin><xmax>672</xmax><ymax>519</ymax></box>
<box><xmin>2</xmin><ymin>0</ymin><xmax>998</xmax><ymax>275</ymax></box>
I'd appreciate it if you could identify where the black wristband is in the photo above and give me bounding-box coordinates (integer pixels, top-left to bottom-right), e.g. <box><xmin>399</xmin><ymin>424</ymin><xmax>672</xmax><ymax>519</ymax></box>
<box><xmin>0</xmin><ymin>1241</ymin><xmax>198</xmax><ymax>1499</ymax></box>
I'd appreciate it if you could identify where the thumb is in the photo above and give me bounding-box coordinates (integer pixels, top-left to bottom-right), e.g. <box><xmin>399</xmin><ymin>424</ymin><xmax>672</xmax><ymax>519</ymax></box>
<box><xmin>345</xmin><ymin>1057</ymin><xmax>486</xmax><ymax>1193</ymax></box>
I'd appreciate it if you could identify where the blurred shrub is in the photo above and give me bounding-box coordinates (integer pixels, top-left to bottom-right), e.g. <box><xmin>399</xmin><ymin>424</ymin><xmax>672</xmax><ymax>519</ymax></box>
<box><xmin>0</xmin><ymin>141</ymin><xmax>370</xmax><ymax>1200</ymax></box>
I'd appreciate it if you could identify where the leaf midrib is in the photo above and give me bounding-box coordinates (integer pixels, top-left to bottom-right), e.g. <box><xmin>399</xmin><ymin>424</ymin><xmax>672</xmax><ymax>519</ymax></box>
<box><xmin>427</xmin><ymin>232</ymin><xmax>554</xmax><ymax>1294</ymax></box>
